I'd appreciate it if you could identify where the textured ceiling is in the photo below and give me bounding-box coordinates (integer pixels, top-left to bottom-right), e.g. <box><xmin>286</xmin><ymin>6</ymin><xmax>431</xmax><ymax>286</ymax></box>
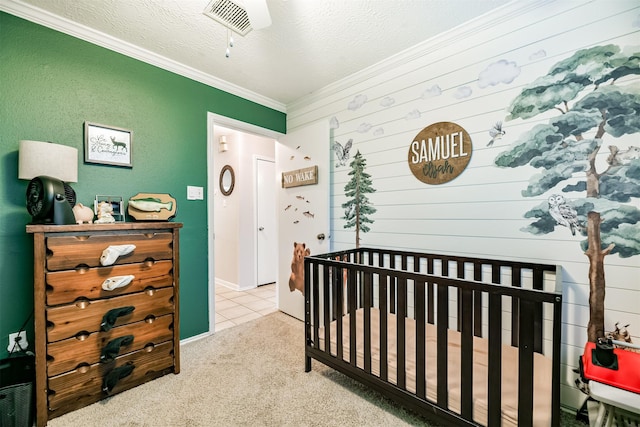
<box><xmin>9</xmin><ymin>0</ymin><xmax>511</xmax><ymax>108</ymax></box>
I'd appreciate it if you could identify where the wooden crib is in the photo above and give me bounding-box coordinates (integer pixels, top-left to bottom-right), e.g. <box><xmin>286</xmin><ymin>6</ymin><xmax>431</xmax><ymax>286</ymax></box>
<box><xmin>304</xmin><ymin>248</ymin><xmax>562</xmax><ymax>426</ymax></box>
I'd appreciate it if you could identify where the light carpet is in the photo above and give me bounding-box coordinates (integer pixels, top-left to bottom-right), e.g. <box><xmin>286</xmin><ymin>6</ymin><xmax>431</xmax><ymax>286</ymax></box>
<box><xmin>48</xmin><ymin>311</ymin><xmax>586</xmax><ymax>426</ymax></box>
<box><xmin>47</xmin><ymin>312</ymin><xmax>432</xmax><ymax>426</ymax></box>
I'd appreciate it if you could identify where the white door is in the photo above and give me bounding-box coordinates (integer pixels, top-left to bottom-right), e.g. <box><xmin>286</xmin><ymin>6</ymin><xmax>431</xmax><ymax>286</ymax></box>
<box><xmin>256</xmin><ymin>158</ymin><xmax>276</xmax><ymax>285</ymax></box>
<box><xmin>277</xmin><ymin>121</ymin><xmax>330</xmax><ymax>320</ymax></box>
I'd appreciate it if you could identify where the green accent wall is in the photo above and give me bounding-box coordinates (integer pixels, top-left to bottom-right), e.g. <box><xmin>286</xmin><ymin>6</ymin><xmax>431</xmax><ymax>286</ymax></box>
<box><xmin>0</xmin><ymin>12</ymin><xmax>286</xmax><ymax>359</ymax></box>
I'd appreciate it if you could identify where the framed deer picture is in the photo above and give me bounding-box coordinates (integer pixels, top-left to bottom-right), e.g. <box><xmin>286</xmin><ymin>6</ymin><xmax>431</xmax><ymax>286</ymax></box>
<box><xmin>84</xmin><ymin>122</ymin><xmax>133</xmax><ymax>167</ymax></box>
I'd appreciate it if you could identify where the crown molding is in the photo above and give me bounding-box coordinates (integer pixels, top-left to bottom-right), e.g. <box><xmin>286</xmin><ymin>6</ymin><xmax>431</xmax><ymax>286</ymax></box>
<box><xmin>287</xmin><ymin>0</ymin><xmax>550</xmax><ymax>114</ymax></box>
<box><xmin>0</xmin><ymin>0</ymin><xmax>287</xmax><ymax>113</ymax></box>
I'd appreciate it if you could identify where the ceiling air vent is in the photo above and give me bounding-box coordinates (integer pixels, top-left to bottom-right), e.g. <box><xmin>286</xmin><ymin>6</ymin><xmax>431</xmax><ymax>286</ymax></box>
<box><xmin>203</xmin><ymin>0</ymin><xmax>252</xmax><ymax>36</ymax></box>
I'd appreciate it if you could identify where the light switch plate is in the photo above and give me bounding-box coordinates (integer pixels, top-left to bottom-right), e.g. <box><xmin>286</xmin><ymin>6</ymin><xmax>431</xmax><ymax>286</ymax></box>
<box><xmin>187</xmin><ymin>185</ymin><xmax>204</xmax><ymax>200</ymax></box>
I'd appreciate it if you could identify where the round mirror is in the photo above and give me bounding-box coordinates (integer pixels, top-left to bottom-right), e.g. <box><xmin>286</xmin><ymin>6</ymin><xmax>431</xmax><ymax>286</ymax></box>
<box><xmin>220</xmin><ymin>165</ymin><xmax>235</xmax><ymax>196</ymax></box>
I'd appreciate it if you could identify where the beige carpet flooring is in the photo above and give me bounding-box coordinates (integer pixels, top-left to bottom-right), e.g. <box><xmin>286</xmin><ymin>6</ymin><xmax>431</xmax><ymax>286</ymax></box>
<box><xmin>48</xmin><ymin>311</ymin><xmax>586</xmax><ymax>426</ymax></box>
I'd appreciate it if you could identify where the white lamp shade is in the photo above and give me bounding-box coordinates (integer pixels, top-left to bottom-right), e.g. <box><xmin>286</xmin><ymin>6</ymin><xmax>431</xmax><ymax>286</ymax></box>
<box><xmin>19</xmin><ymin>140</ymin><xmax>78</xmax><ymax>182</ymax></box>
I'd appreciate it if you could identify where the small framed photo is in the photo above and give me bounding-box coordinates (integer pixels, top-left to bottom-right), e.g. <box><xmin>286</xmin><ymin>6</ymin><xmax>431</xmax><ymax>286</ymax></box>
<box><xmin>84</xmin><ymin>122</ymin><xmax>132</xmax><ymax>167</ymax></box>
<box><xmin>94</xmin><ymin>195</ymin><xmax>124</xmax><ymax>222</ymax></box>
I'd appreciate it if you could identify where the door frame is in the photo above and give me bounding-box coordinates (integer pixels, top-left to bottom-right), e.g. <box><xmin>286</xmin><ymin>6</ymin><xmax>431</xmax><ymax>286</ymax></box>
<box><xmin>254</xmin><ymin>155</ymin><xmax>276</xmax><ymax>287</ymax></box>
<box><xmin>206</xmin><ymin>112</ymin><xmax>283</xmax><ymax>334</ymax></box>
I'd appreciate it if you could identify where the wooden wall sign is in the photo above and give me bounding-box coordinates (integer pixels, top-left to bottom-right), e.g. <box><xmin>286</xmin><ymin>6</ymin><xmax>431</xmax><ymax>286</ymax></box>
<box><xmin>282</xmin><ymin>165</ymin><xmax>318</xmax><ymax>188</ymax></box>
<box><xmin>408</xmin><ymin>121</ymin><xmax>473</xmax><ymax>185</ymax></box>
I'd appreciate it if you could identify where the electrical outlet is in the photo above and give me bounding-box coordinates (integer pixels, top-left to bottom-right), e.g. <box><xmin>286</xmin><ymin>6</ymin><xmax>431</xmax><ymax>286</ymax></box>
<box><xmin>7</xmin><ymin>331</ymin><xmax>28</xmax><ymax>352</ymax></box>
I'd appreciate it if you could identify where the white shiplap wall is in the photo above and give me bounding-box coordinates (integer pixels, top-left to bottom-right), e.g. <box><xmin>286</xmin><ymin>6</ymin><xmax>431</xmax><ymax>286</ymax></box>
<box><xmin>287</xmin><ymin>0</ymin><xmax>640</xmax><ymax>411</ymax></box>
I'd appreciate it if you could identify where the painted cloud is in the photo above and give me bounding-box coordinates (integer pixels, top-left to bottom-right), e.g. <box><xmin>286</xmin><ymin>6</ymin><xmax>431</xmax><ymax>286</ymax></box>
<box><xmin>421</xmin><ymin>84</ymin><xmax>442</xmax><ymax>99</ymax></box>
<box><xmin>453</xmin><ymin>86</ymin><xmax>472</xmax><ymax>99</ymax></box>
<box><xmin>380</xmin><ymin>96</ymin><xmax>396</xmax><ymax>107</ymax></box>
<box><xmin>357</xmin><ymin>123</ymin><xmax>372</xmax><ymax>133</ymax></box>
<box><xmin>348</xmin><ymin>94</ymin><xmax>368</xmax><ymax>111</ymax></box>
<box><xmin>478</xmin><ymin>59</ymin><xmax>521</xmax><ymax>88</ymax></box>
<box><xmin>380</xmin><ymin>96</ymin><xmax>395</xmax><ymax>107</ymax></box>
<box><xmin>330</xmin><ymin>116</ymin><xmax>340</xmax><ymax>129</ymax></box>
<box><xmin>529</xmin><ymin>49</ymin><xmax>547</xmax><ymax>61</ymax></box>
<box><xmin>405</xmin><ymin>109</ymin><xmax>421</xmax><ymax>120</ymax></box>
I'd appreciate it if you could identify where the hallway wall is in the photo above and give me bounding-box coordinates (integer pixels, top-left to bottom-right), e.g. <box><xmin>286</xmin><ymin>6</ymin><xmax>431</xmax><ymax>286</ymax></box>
<box><xmin>213</xmin><ymin>126</ymin><xmax>275</xmax><ymax>290</ymax></box>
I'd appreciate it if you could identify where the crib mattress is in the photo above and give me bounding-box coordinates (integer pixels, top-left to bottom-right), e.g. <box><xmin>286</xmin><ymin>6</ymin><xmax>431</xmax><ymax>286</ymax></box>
<box><xmin>317</xmin><ymin>308</ymin><xmax>553</xmax><ymax>427</ymax></box>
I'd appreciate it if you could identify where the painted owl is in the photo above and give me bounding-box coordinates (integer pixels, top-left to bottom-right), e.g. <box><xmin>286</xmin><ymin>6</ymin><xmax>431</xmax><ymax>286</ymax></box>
<box><xmin>548</xmin><ymin>194</ymin><xmax>581</xmax><ymax>235</ymax></box>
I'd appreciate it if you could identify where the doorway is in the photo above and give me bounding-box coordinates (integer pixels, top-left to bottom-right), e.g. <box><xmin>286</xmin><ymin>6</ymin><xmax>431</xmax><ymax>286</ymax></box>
<box><xmin>207</xmin><ymin>113</ymin><xmax>282</xmax><ymax>334</ymax></box>
<box><xmin>256</xmin><ymin>157</ymin><xmax>276</xmax><ymax>286</ymax></box>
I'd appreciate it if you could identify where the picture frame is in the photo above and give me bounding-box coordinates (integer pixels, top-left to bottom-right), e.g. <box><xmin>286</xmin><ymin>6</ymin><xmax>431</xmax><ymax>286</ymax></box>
<box><xmin>84</xmin><ymin>122</ymin><xmax>132</xmax><ymax>167</ymax></box>
<box><xmin>94</xmin><ymin>195</ymin><xmax>125</xmax><ymax>222</ymax></box>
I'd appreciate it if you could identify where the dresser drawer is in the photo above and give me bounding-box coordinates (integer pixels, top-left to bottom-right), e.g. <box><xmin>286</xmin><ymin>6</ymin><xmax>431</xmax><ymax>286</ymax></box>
<box><xmin>46</xmin><ymin>232</ymin><xmax>174</xmax><ymax>271</ymax></box>
<box><xmin>47</xmin><ymin>341</ymin><xmax>174</xmax><ymax>412</ymax></box>
<box><xmin>46</xmin><ymin>260</ymin><xmax>174</xmax><ymax>306</ymax></box>
<box><xmin>47</xmin><ymin>315</ymin><xmax>174</xmax><ymax>377</ymax></box>
<box><xmin>47</xmin><ymin>287</ymin><xmax>174</xmax><ymax>342</ymax></box>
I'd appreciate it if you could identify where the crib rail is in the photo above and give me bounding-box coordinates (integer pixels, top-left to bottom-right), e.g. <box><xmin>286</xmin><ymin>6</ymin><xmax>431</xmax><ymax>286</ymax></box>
<box><xmin>304</xmin><ymin>247</ymin><xmax>562</xmax><ymax>427</ymax></box>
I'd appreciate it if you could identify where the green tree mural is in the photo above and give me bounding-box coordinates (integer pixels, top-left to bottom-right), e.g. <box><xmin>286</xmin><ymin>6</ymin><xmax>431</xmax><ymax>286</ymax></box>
<box><xmin>495</xmin><ymin>44</ymin><xmax>640</xmax><ymax>343</ymax></box>
<box><xmin>342</xmin><ymin>150</ymin><xmax>377</xmax><ymax>248</ymax></box>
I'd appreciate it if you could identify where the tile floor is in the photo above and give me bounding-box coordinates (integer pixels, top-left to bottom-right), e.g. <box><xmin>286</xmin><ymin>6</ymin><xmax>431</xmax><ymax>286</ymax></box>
<box><xmin>214</xmin><ymin>283</ymin><xmax>277</xmax><ymax>332</ymax></box>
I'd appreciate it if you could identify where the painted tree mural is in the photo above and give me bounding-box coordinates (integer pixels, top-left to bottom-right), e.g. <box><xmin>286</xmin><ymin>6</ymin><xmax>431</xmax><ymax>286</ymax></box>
<box><xmin>342</xmin><ymin>150</ymin><xmax>376</xmax><ymax>248</ymax></box>
<box><xmin>494</xmin><ymin>44</ymin><xmax>640</xmax><ymax>343</ymax></box>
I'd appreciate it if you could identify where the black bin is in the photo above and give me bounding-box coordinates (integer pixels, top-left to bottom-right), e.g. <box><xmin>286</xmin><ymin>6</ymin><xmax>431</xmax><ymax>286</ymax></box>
<box><xmin>0</xmin><ymin>355</ymin><xmax>35</xmax><ymax>427</ymax></box>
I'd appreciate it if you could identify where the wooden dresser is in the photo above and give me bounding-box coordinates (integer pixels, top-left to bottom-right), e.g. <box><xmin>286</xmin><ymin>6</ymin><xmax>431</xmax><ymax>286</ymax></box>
<box><xmin>26</xmin><ymin>222</ymin><xmax>182</xmax><ymax>427</ymax></box>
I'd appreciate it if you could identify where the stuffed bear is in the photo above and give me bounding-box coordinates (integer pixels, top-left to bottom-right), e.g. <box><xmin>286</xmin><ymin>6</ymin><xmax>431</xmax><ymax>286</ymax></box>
<box><xmin>288</xmin><ymin>242</ymin><xmax>310</xmax><ymax>294</ymax></box>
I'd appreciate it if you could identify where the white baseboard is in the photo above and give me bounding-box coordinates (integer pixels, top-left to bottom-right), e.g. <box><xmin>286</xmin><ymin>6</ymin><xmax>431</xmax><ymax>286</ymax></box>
<box><xmin>180</xmin><ymin>330</ymin><xmax>214</xmax><ymax>346</ymax></box>
<box><xmin>215</xmin><ymin>278</ymin><xmax>239</xmax><ymax>291</ymax></box>
<box><xmin>215</xmin><ymin>278</ymin><xmax>259</xmax><ymax>292</ymax></box>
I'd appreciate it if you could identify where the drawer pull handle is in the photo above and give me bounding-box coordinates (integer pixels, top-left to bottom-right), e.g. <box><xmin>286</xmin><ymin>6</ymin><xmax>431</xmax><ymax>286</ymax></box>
<box><xmin>75</xmin><ymin>299</ymin><xmax>90</xmax><ymax>309</ymax></box>
<box><xmin>75</xmin><ymin>266</ymin><xmax>89</xmax><ymax>274</ymax></box>
<box><xmin>100</xmin><ymin>306</ymin><xmax>135</xmax><ymax>332</ymax></box>
<box><xmin>101</xmin><ymin>335</ymin><xmax>134</xmax><ymax>362</ymax></box>
<box><xmin>75</xmin><ymin>332</ymin><xmax>90</xmax><ymax>341</ymax></box>
<box><xmin>100</xmin><ymin>244</ymin><xmax>136</xmax><ymax>266</ymax></box>
<box><xmin>102</xmin><ymin>363</ymin><xmax>135</xmax><ymax>394</ymax></box>
<box><xmin>102</xmin><ymin>275</ymin><xmax>135</xmax><ymax>291</ymax></box>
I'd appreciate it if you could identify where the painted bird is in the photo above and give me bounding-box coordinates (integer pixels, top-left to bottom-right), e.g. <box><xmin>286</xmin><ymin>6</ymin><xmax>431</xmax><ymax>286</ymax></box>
<box><xmin>548</xmin><ymin>194</ymin><xmax>582</xmax><ymax>235</ymax></box>
<box><xmin>487</xmin><ymin>121</ymin><xmax>506</xmax><ymax>146</ymax></box>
